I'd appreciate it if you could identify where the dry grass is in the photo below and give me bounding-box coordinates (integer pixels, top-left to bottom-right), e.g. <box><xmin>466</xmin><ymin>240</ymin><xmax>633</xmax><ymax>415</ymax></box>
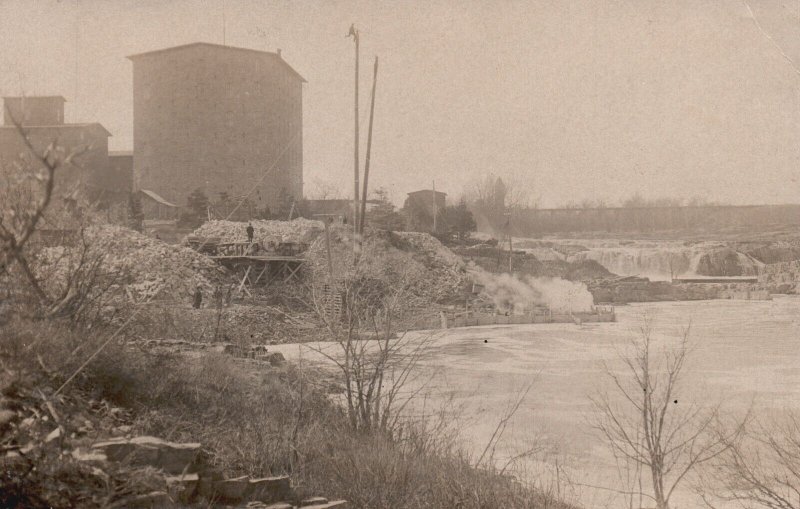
<box><xmin>1</xmin><ymin>317</ymin><xmax>576</xmax><ymax>509</ymax></box>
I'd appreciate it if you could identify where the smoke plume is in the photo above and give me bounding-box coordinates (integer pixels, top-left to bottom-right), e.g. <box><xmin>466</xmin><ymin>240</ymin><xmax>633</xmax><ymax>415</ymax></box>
<box><xmin>470</xmin><ymin>266</ymin><xmax>594</xmax><ymax>313</ymax></box>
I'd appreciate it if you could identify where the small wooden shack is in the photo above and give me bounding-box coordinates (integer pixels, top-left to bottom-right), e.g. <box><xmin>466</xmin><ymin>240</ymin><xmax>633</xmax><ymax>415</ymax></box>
<box><xmin>139</xmin><ymin>189</ymin><xmax>179</xmax><ymax>220</ymax></box>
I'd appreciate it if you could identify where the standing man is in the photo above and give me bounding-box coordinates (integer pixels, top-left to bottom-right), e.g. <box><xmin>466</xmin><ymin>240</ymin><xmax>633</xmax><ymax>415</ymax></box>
<box><xmin>193</xmin><ymin>285</ymin><xmax>203</xmax><ymax>309</ymax></box>
<box><xmin>246</xmin><ymin>223</ymin><xmax>254</xmax><ymax>244</ymax></box>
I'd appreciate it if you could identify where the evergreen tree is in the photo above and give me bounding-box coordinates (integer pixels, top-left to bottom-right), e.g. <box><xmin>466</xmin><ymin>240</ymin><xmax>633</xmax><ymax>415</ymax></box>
<box><xmin>368</xmin><ymin>187</ymin><xmax>405</xmax><ymax>231</ymax></box>
<box><xmin>443</xmin><ymin>197</ymin><xmax>477</xmax><ymax>242</ymax></box>
<box><xmin>178</xmin><ymin>188</ymin><xmax>210</xmax><ymax>228</ymax></box>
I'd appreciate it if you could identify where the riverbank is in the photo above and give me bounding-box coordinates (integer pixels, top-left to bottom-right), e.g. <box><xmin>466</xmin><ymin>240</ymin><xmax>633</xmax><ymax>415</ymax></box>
<box><xmin>269</xmin><ymin>296</ymin><xmax>800</xmax><ymax>508</ymax></box>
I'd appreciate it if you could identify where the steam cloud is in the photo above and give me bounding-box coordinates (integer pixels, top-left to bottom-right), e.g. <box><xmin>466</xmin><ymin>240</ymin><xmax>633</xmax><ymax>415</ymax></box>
<box><xmin>470</xmin><ymin>266</ymin><xmax>594</xmax><ymax>313</ymax></box>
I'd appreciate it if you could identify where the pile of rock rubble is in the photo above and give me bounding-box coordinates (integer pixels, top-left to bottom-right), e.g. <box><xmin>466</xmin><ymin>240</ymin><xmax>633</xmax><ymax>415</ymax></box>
<box><xmin>188</xmin><ymin>219</ymin><xmax>324</xmax><ymax>248</ymax></box>
<box><xmin>37</xmin><ymin>225</ymin><xmax>233</xmax><ymax>303</ymax></box>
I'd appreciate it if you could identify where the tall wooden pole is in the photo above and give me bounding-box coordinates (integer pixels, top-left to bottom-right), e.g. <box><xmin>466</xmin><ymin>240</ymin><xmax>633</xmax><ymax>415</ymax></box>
<box><xmin>350</xmin><ymin>25</ymin><xmax>360</xmax><ymax>243</ymax></box>
<box><xmin>359</xmin><ymin>57</ymin><xmax>378</xmax><ymax>235</ymax></box>
<box><xmin>432</xmin><ymin>180</ymin><xmax>437</xmax><ymax>233</ymax></box>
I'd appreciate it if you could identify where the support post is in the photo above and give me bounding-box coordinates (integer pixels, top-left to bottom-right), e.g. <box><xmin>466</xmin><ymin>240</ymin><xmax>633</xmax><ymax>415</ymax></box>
<box><xmin>359</xmin><ymin>56</ymin><xmax>379</xmax><ymax>235</ymax></box>
<box><xmin>348</xmin><ymin>24</ymin><xmax>360</xmax><ymax>247</ymax></box>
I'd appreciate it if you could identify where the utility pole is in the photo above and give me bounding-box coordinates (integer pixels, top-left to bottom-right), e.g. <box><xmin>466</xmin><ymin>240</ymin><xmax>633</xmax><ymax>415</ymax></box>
<box><xmin>505</xmin><ymin>211</ymin><xmax>513</xmax><ymax>273</ymax></box>
<box><xmin>359</xmin><ymin>56</ymin><xmax>379</xmax><ymax>235</ymax></box>
<box><xmin>432</xmin><ymin>180</ymin><xmax>437</xmax><ymax>233</ymax></box>
<box><xmin>348</xmin><ymin>24</ymin><xmax>360</xmax><ymax>245</ymax></box>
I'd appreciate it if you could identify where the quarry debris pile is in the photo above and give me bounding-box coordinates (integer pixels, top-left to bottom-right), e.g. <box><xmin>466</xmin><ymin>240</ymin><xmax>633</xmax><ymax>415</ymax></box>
<box><xmin>305</xmin><ymin>227</ymin><xmax>470</xmax><ymax>304</ymax></box>
<box><xmin>37</xmin><ymin>225</ymin><xmax>232</xmax><ymax>302</ymax></box>
<box><xmin>188</xmin><ymin>218</ymin><xmax>324</xmax><ymax>247</ymax></box>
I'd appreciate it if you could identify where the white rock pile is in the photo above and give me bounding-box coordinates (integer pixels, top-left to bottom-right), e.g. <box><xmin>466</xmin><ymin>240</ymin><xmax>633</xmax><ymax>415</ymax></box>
<box><xmin>38</xmin><ymin>225</ymin><xmax>232</xmax><ymax>303</ymax></box>
<box><xmin>188</xmin><ymin>218</ymin><xmax>324</xmax><ymax>248</ymax></box>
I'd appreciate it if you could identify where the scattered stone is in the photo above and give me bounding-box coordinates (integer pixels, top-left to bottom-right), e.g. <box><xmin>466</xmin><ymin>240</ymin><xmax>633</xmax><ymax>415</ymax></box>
<box><xmin>166</xmin><ymin>472</ymin><xmax>199</xmax><ymax>503</ymax></box>
<box><xmin>213</xmin><ymin>475</ymin><xmax>251</xmax><ymax>502</ymax></box>
<box><xmin>301</xmin><ymin>496</ymin><xmax>329</xmax><ymax>506</ymax></box>
<box><xmin>267</xmin><ymin>352</ymin><xmax>286</xmax><ymax>366</ymax></box>
<box><xmin>262</xmin><ymin>503</ymin><xmax>293</xmax><ymax>509</ymax></box>
<box><xmin>248</xmin><ymin>476</ymin><xmax>291</xmax><ymax>503</ymax></box>
<box><xmin>109</xmin><ymin>490</ymin><xmax>171</xmax><ymax>509</ymax></box>
<box><xmin>72</xmin><ymin>448</ymin><xmax>108</xmax><ymax>463</ymax></box>
<box><xmin>0</xmin><ymin>409</ymin><xmax>17</xmax><ymax>427</ymax></box>
<box><xmin>45</xmin><ymin>426</ymin><xmax>62</xmax><ymax>443</ymax></box>
<box><xmin>92</xmin><ymin>436</ymin><xmax>201</xmax><ymax>474</ymax></box>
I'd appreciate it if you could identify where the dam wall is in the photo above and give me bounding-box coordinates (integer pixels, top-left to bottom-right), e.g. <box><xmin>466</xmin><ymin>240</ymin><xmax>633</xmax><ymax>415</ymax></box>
<box><xmin>513</xmin><ymin>204</ymin><xmax>800</xmax><ymax>234</ymax></box>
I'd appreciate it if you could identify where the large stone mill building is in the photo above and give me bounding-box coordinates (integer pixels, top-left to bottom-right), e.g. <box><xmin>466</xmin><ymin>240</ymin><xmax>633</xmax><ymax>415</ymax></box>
<box><xmin>128</xmin><ymin>42</ymin><xmax>305</xmax><ymax>211</ymax></box>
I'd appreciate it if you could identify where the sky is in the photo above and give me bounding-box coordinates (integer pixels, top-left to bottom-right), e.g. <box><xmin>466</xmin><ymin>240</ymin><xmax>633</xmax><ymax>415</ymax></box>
<box><xmin>1</xmin><ymin>0</ymin><xmax>798</xmax><ymax>207</ymax></box>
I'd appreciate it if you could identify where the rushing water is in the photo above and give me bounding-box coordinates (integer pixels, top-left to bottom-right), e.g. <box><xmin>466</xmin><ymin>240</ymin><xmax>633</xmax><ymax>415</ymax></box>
<box><xmin>514</xmin><ymin>237</ymin><xmax>763</xmax><ymax>280</ymax></box>
<box><xmin>272</xmin><ymin>297</ymin><xmax>800</xmax><ymax>508</ymax></box>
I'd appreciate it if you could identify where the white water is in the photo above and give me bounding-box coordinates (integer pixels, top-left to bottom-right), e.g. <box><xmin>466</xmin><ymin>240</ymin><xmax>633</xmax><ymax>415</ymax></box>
<box><xmin>569</xmin><ymin>243</ymin><xmax>708</xmax><ymax>280</ymax></box>
<box><xmin>272</xmin><ymin>297</ymin><xmax>800</xmax><ymax>508</ymax></box>
<box><xmin>514</xmin><ymin>237</ymin><xmax>762</xmax><ymax>280</ymax></box>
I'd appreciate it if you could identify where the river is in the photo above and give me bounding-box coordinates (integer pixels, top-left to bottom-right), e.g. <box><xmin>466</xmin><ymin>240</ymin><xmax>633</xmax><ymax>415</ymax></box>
<box><xmin>272</xmin><ymin>296</ymin><xmax>800</xmax><ymax>508</ymax></box>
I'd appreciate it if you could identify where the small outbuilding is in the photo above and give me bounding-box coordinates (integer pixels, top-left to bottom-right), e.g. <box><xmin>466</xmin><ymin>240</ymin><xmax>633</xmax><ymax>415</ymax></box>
<box><xmin>139</xmin><ymin>189</ymin><xmax>179</xmax><ymax>220</ymax></box>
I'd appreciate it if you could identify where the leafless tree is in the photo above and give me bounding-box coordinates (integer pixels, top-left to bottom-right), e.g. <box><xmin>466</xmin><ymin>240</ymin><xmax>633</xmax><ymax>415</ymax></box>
<box><xmin>0</xmin><ymin>112</ymin><xmax>83</xmax><ymax>291</ymax></box>
<box><xmin>590</xmin><ymin>319</ymin><xmax>743</xmax><ymax>509</ymax></box>
<box><xmin>0</xmin><ymin>106</ymin><xmax>119</xmax><ymax>322</ymax></box>
<box><xmin>697</xmin><ymin>412</ymin><xmax>800</xmax><ymax>509</ymax></box>
<box><xmin>306</xmin><ymin>241</ymin><xmax>439</xmax><ymax>433</ymax></box>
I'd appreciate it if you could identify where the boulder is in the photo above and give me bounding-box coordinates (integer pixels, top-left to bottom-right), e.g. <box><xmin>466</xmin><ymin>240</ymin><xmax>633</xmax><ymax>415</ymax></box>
<box><xmin>301</xmin><ymin>497</ymin><xmax>329</xmax><ymax>506</ymax></box>
<box><xmin>248</xmin><ymin>476</ymin><xmax>291</xmax><ymax>503</ymax></box>
<box><xmin>212</xmin><ymin>476</ymin><xmax>251</xmax><ymax>502</ymax></box>
<box><xmin>91</xmin><ymin>436</ymin><xmax>201</xmax><ymax>474</ymax></box>
<box><xmin>113</xmin><ymin>491</ymin><xmax>171</xmax><ymax>508</ymax></box>
<box><xmin>267</xmin><ymin>352</ymin><xmax>286</xmax><ymax>366</ymax></box>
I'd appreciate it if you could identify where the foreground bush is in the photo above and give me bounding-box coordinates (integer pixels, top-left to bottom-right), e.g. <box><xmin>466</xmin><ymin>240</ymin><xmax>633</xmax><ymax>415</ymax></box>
<box><xmin>2</xmin><ymin>319</ymin><xmax>574</xmax><ymax>509</ymax></box>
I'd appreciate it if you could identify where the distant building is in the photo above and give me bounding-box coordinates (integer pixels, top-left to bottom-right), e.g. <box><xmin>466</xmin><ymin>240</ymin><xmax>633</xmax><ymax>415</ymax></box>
<box><xmin>0</xmin><ymin>96</ymin><xmax>112</xmax><ymax>202</ymax></box>
<box><xmin>403</xmin><ymin>189</ymin><xmax>447</xmax><ymax>233</ymax></box>
<box><xmin>128</xmin><ymin>42</ymin><xmax>305</xmax><ymax>213</ymax></box>
<box><xmin>306</xmin><ymin>198</ymin><xmax>381</xmax><ymax>224</ymax></box>
<box><xmin>108</xmin><ymin>150</ymin><xmax>134</xmax><ymax>195</ymax></box>
<box><xmin>138</xmin><ymin>189</ymin><xmax>179</xmax><ymax>221</ymax></box>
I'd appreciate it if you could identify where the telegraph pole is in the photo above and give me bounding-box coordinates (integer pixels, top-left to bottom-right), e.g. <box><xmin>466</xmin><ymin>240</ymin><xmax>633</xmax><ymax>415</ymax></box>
<box><xmin>432</xmin><ymin>180</ymin><xmax>438</xmax><ymax>233</ymax></box>
<box><xmin>504</xmin><ymin>211</ymin><xmax>513</xmax><ymax>273</ymax></box>
<box><xmin>359</xmin><ymin>56</ymin><xmax>378</xmax><ymax>235</ymax></box>
<box><xmin>348</xmin><ymin>24</ymin><xmax>360</xmax><ymax>244</ymax></box>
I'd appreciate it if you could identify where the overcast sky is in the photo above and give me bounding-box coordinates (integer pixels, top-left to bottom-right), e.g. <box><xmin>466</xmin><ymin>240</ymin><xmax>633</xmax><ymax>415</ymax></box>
<box><xmin>1</xmin><ymin>0</ymin><xmax>798</xmax><ymax>207</ymax></box>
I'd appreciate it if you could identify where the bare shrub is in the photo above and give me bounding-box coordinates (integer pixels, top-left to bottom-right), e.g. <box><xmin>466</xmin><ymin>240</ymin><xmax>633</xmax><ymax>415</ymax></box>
<box><xmin>697</xmin><ymin>412</ymin><xmax>800</xmax><ymax>509</ymax></box>
<box><xmin>589</xmin><ymin>319</ymin><xmax>743</xmax><ymax>509</ymax></box>
<box><xmin>308</xmin><ymin>245</ymin><xmax>437</xmax><ymax>432</ymax></box>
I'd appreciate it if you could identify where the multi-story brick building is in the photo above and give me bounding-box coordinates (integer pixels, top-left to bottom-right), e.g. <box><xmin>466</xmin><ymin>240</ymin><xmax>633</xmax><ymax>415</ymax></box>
<box><xmin>128</xmin><ymin>42</ymin><xmax>305</xmax><ymax>212</ymax></box>
<box><xmin>0</xmin><ymin>96</ymin><xmax>113</xmax><ymax>201</ymax></box>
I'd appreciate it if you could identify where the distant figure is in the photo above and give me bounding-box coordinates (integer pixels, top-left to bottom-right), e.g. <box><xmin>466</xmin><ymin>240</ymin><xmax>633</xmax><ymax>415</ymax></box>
<box><xmin>246</xmin><ymin>223</ymin><xmax>254</xmax><ymax>243</ymax></box>
<box><xmin>193</xmin><ymin>285</ymin><xmax>203</xmax><ymax>309</ymax></box>
<box><xmin>154</xmin><ymin>233</ymin><xmax>161</xmax><ymax>240</ymax></box>
<box><xmin>213</xmin><ymin>285</ymin><xmax>223</xmax><ymax>308</ymax></box>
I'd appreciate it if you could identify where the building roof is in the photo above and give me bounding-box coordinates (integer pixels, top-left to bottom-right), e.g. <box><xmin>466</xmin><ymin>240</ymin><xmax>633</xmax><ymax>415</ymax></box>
<box><xmin>3</xmin><ymin>95</ymin><xmax>66</xmax><ymax>102</ymax></box>
<box><xmin>0</xmin><ymin>123</ymin><xmax>111</xmax><ymax>137</ymax></box>
<box><xmin>407</xmin><ymin>189</ymin><xmax>447</xmax><ymax>196</ymax></box>
<box><xmin>139</xmin><ymin>189</ymin><xmax>178</xmax><ymax>208</ymax></box>
<box><xmin>126</xmin><ymin>42</ymin><xmax>306</xmax><ymax>83</ymax></box>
